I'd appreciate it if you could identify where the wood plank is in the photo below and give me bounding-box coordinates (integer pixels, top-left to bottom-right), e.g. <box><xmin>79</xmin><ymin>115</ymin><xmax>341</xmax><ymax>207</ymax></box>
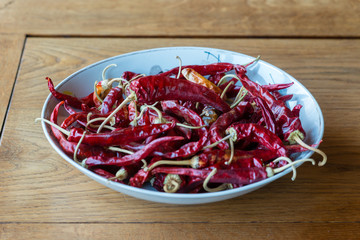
<box><xmin>1</xmin><ymin>223</ymin><xmax>359</xmax><ymax>240</ymax></box>
<box><xmin>0</xmin><ymin>38</ymin><xmax>359</xmax><ymax>224</ymax></box>
<box><xmin>0</xmin><ymin>34</ymin><xmax>24</xmax><ymax>139</ymax></box>
<box><xmin>0</xmin><ymin>0</ymin><xmax>359</xmax><ymax>37</ymax></box>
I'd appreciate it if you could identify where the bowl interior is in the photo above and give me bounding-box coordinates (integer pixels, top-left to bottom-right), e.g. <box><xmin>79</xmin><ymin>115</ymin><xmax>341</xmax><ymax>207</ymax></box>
<box><xmin>41</xmin><ymin>47</ymin><xmax>324</xmax><ymax>204</ymax></box>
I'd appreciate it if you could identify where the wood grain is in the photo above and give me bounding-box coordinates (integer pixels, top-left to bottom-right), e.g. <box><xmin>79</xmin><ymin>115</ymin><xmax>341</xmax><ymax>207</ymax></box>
<box><xmin>0</xmin><ymin>38</ymin><xmax>359</xmax><ymax>239</ymax></box>
<box><xmin>0</xmin><ymin>0</ymin><xmax>359</xmax><ymax>37</ymax></box>
<box><xmin>0</xmin><ymin>34</ymin><xmax>24</xmax><ymax>139</ymax></box>
<box><xmin>1</xmin><ymin>223</ymin><xmax>359</xmax><ymax>240</ymax></box>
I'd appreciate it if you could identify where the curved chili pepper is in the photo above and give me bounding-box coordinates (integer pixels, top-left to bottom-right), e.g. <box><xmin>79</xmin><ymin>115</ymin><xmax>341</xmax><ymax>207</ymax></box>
<box><xmin>182</xmin><ymin>68</ymin><xmax>222</xmax><ymax>95</ymax></box>
<box><xmin>50</xmin><ymin>101</ymin><xmax>116</xmax><ymax>159</ymax></box>
<box><xmin>228</xmin><ymin>82</ymin><xmax>295</xmax><ymax>97</ymax></box>
<box><xmin>85</xmin><ymin>136</ymin><xmax>183</xmax><ymax>167</ymax></box>
<box><xmin>147</xmin><ymin>107</ymin><xmax>192</xmax><ymax>140</ymax></box>
<box><xmin>121</xmin><ymin>71</ymin><xmax>140</xmax><ymax>80</ymax></box>
<box><xmin>129</xmin><ymin>168</ymin><xmax>150</xmax><ymax>188</ymax></box>
<box><xmin>177</xmin><ymin>176</ymin><xmax>204</xmax><ymax>193</ymax></box>
<box><xmin>47</xmin><ymin>77</ymin><xmax>94</xmax><ymax>109</ymax></box>
<box><xmin>161</xmin><ymin>62</ymin><xmax>235</xmax><ymax>77</ymax></box>
<box><xmin>197</xmin><ymin>149</ymin><xmax>274</xmax><ymax>169</ymax></box>
<box><xmin>227</xmin><ymin>123</ymin><xmax>287</xmax><ymax>157</ymax></box>
<box><xmin>129</xmin><ymin>75</ymin><xmax>230</xmax><ymax>112</ymax></box>
<box><xmin>91</xmin><ymin>168</ymin><xmax>122</xmax><ymax>183</ymax></box>
<box><xmin>68</xmin><ymin>122</ymin><xmax>176</xmax><ymax>147</ymax></box>
<box><xmin>161</xmin><ymin>101</ymin><xmax>208</xmax><ymax>158</ymax></box>
<box><xmin>60</xmin><ymin>112</ymin><xmax>86</xmax><ymax>129</ymax></box>
<box><xmin>253</xmin><ymin>97</ymin><xmax>277</xmax><ymax>134</ymax></box>
<box><xmin>101</xmin><ymin>86</ymin><xmax>123</xmax><ymax>114</ymax></box>
<box><xmin>151</xmin><ymin>167</ymin><xmax>267</xmax><ymax>185</ymax></box>
<box><xmin>209</xmin><ymin>101</ymin><xmax>253</xmax><ymax>150</ymax></box>
<box><xmin>235</xmin><ymin>71</ymin><xmax>305</xmax><ymax>143</ymax></box>
<box><xmin>129</xmin><ymin>156</ymin><xmax>164</xmax><ymax>187</ymax></box>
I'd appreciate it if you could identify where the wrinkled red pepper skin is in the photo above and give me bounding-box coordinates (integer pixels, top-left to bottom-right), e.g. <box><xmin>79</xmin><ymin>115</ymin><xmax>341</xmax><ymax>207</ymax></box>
<box><xmin>121</xmin><ymin>71</ymin><xmax>140</xmax><ymax>81</ymax></box>
<box><xmin>50</xmin><ymin>101</ymin><xmax>116</xmax><ymax>159</ymax></box>
<box><xmin>129</xmin><ymin>169</ymin><xmax>151</xmax><ymax>188</ymax></box>
<box><xmin>68</xmin><ymin>122</ymin><xmax>176</xmax><ymax>147</ymax></box>
<box><xmin>91</xmin><ymin>168</ymin><xmax>122</xmax><ymax>183</ymax></box>
<box><xmin>209</xmin><ymin>101</ymin><xmax>253</xmax><ymax>150</ymax></box>
<box><xmin>85</xmin><ymin>136</ymin><xmax>184</xmax><ymax>167</ymax></box>
<box><xmin>161</xmin><ymin>101</ymin><xmax>208</xmax><ymax>159</ymax></box>
<box><xmin>151</xmin><ymin>167</ymin><xmax>268</xmax><ymax>185</ymax></box>
<box><xmin>47</xmin><ymin>77</ymin><xmax>94</xmax><ymax>109</ymax></box>
<box><xmin>161</xmin><ymin>62</ymin><xmax>235</xmax><ymax>77</ymax></box>
<box><xmin>147</xmin><ymin>108</ymin><xmax>192</xmax><ymax>140</ymax></box>
<box><xmin>235</xmin><ymin>71</ymin><xmax>305</xmax><ymax>142</ymax></box>
<box><xmin>101</xmin><ymin>87</ymin><xmax>123</xmax><ymax>114</ymax></box>
<box><xmin>129</xmin><ymin>75</ymin><xmax>230</xmax><ymax>112</ymax></box>
<box><xmin>228</xmin><ymin>123</ymin><xmax>287</xmax><ymax>157</ymax></box>
<box><xmin>253</xmin><ymin>97</ymin><xmax>277</xmax><ymax>134</ymax></box>
<box><xmin>198</xmin><ymin>149</ymin><xmax>276</xmax><ymax>169</ymax></box>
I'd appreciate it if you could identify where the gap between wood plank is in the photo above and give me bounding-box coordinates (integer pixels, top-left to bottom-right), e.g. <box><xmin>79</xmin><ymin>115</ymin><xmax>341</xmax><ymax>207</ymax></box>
<box><xmin>0</xmin><ymin>37</ymin><xmax>27</xmax><ymax>144</ymax></box>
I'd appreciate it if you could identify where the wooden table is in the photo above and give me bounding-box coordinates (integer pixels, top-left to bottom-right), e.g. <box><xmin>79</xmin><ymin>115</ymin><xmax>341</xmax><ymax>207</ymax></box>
<box><xmin>1</xmin><ymin>1</ymin><xmax>359</xmax><ymax>239</ymax></box>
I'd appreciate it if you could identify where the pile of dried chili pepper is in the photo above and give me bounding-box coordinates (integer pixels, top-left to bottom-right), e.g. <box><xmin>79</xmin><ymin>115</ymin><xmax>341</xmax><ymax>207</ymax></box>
<box><xmin>37</xmin><ymin>57</ymin><xmax>327</xmax><ymax>194</ymax></box>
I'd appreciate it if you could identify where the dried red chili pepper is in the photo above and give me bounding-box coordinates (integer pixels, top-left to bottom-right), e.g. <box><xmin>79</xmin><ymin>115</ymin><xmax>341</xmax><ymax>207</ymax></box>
<box><xmin>151</xmin><ymin>167</ymin><xmax>267</xmax><ymax>185</ymax></box>
<box><xmin>68</xmin><ymin>122</ymin><xmax>176</xmax><ymax>147</ymax></box>
<box><xmin>49</xmin><ymin>101</ymin><xmax>116</xmax><ymax>159</ymax></box>
<box><xmin>85</xmin><ymin>136</ymin><xmax>183</xmax><ymax>167</ymax></box>
<box><xmin>235</xmin><ymin>71</ymin><xmax>305</xmax><ymax>143</ymax></box>
<box><xmin>182</xmin><ymin>68</ymin><xmax>222</xmax><ymax>95</ymax></box>
<box><xmin>147</xmin><ymin>108</ymin><xmax>192</xmax><ymax>140</ymax></box>
<box><xmin>209</xmin><ymin>101</ymin><xmax>253</xmax><ymax>150</ymax></box>
<box><xmin>253</xmin><ymin>97</ymin><xmax>277</xmax><ymax>134</ymax></box>
<box><xmin>161</xmin><ymin>62</ymin><xmax>235</xmax><ymax>77</ymax></box>
<box><xmin>101</xmin><ymin>86</ymin><xmax>123</xmax><ymax>114</ymax></box>
<box><xmin>91</xmin><ymin>168</ymin><xmax>122</xmax><ymax>183</ymax></box>
<box><xmin>226</xmin><ymin>123</ymin><xmax>287</xmax><ymax>157</ymax></box>
<box><xmin>197</xmin><ymin>149</ymin><xmax>272</xmax><ymax>169</ymax></box>
<box><xmin>161</xmin><ymin>101</ymin><xmax>208</xmax><ymax>158</ymax></box>
<box><xmin>47</xmin><ymin>77</ymin><xmax>94</xmax><ymax>109</ymax></box>
<box><xmin>129</xmin><ymin>75</ymin><xmax>230</xmax><ymax>112</ymax></box>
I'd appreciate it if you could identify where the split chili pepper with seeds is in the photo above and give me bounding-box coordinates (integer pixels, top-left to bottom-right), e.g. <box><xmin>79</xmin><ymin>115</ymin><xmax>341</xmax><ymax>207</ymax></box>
<box><xmin>38</xmin><ymin>57</ymin><xmax>327</xmax><ymax>194</ymax></box>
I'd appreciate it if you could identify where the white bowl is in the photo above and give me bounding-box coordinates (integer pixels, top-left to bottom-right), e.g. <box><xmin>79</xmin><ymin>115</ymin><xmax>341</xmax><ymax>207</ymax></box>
<box><xmin>41</xmin><ymin>47</ymin><xmax>324</xmax><ymax>204</ymax></box>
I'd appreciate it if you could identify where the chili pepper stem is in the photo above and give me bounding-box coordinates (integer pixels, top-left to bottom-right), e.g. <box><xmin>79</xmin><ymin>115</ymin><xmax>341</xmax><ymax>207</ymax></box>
<box><xmin>176</xmin><ymin>56</ymin><xmax>182</xmax><ymax>79</ymax></box>
<box><xmin>147</xmin><ymin>156</ymin><xmax>200</xmax><ymax>172</ymax></box>
<box><xmin>74</xmin><ymin>130</ymin><xmax>86</xmax><ymax>164</ymax></box>
<box><xmin>225</xmin><ymin>139</ymin><xmax>235</xmax><ymax>165</ymax></box>
<box><xmin>203</xmin><ymin>168</ymin><xmax>229</xmax><ymax>192</ymax></box>
<box><xmin>174</xmin><ymin>122</ymin><xmax>206</xmax><ymax>129</ymax></box>
<box><xmin>108</xmin><ymin>147</ymin><xmax>134</xmax><ymax>155</ymax></box>
<box><xmin>291</xmin><ymin>133</ymin><xmax>327</xmax><ymax>166</ymax></box>
<box><xmin>87</xmin><ymin>117</ymin><xmax>115</xmax><ymax>128</ymax></box>
<box><xmin>141</xmin><ymin>159</ymin><xmax>148</xmax><ymax>169</ymax></box>
<box><xmin>220</xmin><ymin>81</ymin><xmax>234</xmax><ymax>99</ymax></box>
<box><xmin>217</xmin><ymin>74</ymin><xmax>240</xmax><ymax>87</ymax></box>
<box><xmin>109</xmin><ymin>168</ymin><xmax>128</xmax><ymax>181</ymax></box>
<box><xmin>35</xmin><ymin>118</ymin><xmax>70</xmax><ymax>136</ymax></box>
<box><xmin>102</xmin><ymin>64</ymin><xmax>117</xmax><ymax>81</ymax></box>
<box><xmin>230</xmin><ymin>87</ymin><xmax>248</xmax><ymax>108</ymax></box>
<box><xmin>266</xmin><ymin>158</ymin><xmax>316</xmax><ymax>180</ymax></box>
<box><xmin>97</xmin><ymin>91</ymin><xmax>136</xmax><ymax>133</ymax></box>
<box><xmin>203</xmin><ymin>134</ymin><xmax>232</xmax><ymax>150</ymax></box>
<box><xmin>272</xmin><ymin>156</ymin><xmax>296</xmax><ymax>180</ymax></box>
<box><xmin>243</xmin><ymin>55</ymin><xmax>261</xmax><ymax>68</ymax></box>
<box><xmin>163</xmin><ymin>174</ymin><xmax>182</xmax><ymax>193</ymax></box>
